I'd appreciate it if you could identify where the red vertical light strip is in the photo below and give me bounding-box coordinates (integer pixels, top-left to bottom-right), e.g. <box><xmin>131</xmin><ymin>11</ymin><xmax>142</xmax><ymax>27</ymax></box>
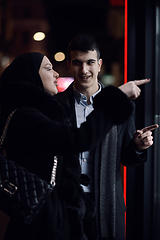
<box><xmin>124</xmin><ymin>0</ymin><xmax>128</xmax><ymax>84</ymax></box>
<box><xmin>124</xmin><ymin>0</ymin><xmax>128</xmax><ymax>235</ymax></box>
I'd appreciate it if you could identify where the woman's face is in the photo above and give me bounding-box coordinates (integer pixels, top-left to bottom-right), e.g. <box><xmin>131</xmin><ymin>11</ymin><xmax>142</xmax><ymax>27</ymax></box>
<box><xmin>39</xmin><ymin>56</ymin><xmax>59</xmax><ymax>95</ymax></box>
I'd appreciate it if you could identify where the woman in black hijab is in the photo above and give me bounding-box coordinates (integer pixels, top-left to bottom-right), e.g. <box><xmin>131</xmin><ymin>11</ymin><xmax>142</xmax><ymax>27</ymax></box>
<box><xmin>0</xmin><ymin>52</ymin><xmax>133</xmax><ymax>240</ymax></box>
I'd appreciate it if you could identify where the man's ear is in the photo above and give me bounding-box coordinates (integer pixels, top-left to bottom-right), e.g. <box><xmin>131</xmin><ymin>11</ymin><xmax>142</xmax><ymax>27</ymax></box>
<box><xmin>67</xmin><ymin>61</ymin><xmax>71</xmax><ymax>73</ymax></box>
<box><xmin>98</xmin><ymin>58</ymin><xmax>103</xmax><ymax>72</ymax></box>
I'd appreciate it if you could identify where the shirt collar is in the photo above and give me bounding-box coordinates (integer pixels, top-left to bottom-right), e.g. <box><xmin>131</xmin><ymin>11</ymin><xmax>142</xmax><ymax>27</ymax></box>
<box><xmin>73</xmin><ymin>83</ymin><xmax>101</xmax><ymax>105</ymax></box>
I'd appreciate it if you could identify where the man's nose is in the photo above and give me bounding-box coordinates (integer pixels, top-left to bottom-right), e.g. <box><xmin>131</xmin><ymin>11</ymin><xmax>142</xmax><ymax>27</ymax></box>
<box><xmin>81</xmin><ymin>63</ymin><xmax>88</xmax><ymax>73</ymax></box>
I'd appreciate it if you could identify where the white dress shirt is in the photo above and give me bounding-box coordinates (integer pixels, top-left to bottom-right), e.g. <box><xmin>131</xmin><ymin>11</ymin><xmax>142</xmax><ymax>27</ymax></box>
<box><xmin>74</xmin><ymin>84</ymin><xmax>101</xmax><ymax>192</ymax></box>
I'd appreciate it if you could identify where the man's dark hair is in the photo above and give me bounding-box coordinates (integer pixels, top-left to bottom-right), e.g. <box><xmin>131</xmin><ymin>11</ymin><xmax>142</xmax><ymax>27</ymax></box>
<box><xmin>67</xmin><ymin>34</ymin><xmax>100</xmax><ymax>62</ymax></box>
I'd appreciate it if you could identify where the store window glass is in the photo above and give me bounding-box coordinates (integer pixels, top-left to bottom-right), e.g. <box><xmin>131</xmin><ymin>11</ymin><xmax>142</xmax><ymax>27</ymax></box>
<box><xmin>153</xmin><ymin>3</ymin><xmax>160</xmax><ymax>239</ymax></box>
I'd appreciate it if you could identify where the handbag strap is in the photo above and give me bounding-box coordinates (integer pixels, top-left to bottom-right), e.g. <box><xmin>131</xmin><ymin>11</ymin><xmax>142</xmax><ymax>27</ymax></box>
<box><xmin>0</xmin><ymin>109</ymin><xmax>17</xmax><ymax>149</ymax></box>
<box><xmin>50</xmin><ymin>156</ymin><xmax>58</xmax><ymax>186</ymax></box>
<box><xmin>0</xmin><ymin>109</ymin><xmax>58</xmax><ymax>187</ymax></box>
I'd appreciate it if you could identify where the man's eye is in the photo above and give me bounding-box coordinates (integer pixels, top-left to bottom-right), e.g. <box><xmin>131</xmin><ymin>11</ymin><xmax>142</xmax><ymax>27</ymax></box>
<box><xmin>72</xmin><ymin>61</ymin><xmax>80</xmax><ymax>66</ymax></box>
<box><xmin>88</xmin><ymin>61</ymin><xmax>95</xmax><ymax>65</ymax></box>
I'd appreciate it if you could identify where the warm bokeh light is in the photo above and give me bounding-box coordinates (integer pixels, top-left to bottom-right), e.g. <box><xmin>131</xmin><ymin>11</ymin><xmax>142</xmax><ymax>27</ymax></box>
<box><xmin>54</xmin><ymin>52</ymin><xmax>65</xmax><ymax>62</ymax></box>
<box><xmin>1</xmin><ymin>56</ymin><xmax>10</xmax><ymax>68</ymax></box>
<box><xmin>33</xmin><ymin>32</ymin><xmax>45</xmax><ymax>41</ymax></box>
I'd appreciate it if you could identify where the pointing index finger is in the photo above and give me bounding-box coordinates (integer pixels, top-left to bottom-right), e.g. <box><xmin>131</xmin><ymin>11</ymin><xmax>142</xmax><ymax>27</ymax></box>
<box><xmin>142</xmin><ymin>124</ymin><xmax>159</xmax><ymax>133</ymax></box>
<box><xmin>134</xmin><ymin>79</ymin><xmax>150</xmax><ymax>86</ymax></box>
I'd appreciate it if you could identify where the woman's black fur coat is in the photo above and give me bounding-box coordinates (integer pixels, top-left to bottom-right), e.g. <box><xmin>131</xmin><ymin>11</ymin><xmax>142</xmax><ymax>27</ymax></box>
<box><xmin>0</xmin><ymin>82</ymin><xmax>134</xmax><ymax>240</ymax></box>
<box><xmin>0</xmin><ymin>82</ymin><xmax>93</xmax><ymax>240</ymax></box>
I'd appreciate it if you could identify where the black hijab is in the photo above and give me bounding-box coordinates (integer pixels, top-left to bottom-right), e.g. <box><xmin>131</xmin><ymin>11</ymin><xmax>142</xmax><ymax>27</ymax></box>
<box><xmin>0</xmin><ymin>52</ymin><xmax>71</xmax><ymax>126</ymax></box>
<box><xmin>0</xmin><ymin>52</ymin><xmax>44</xmax><ymax>89</ymax></box>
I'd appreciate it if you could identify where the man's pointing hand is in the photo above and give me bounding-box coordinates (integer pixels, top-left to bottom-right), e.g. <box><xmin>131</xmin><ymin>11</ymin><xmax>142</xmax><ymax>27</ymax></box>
<box><xmin>118</xmin><ymin>79</ymin><xmax>150</xmax><ymax>100</ymax></box>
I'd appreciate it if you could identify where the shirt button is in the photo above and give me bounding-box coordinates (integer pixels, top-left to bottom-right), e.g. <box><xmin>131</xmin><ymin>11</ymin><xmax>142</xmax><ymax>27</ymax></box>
<box><xmin>83</xmin><ymin>159</ymin><xmax>87</xmax><ymax>162</ymax></box>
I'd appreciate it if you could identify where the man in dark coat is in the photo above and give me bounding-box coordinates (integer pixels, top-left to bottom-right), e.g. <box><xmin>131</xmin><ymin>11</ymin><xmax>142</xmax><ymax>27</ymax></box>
<box><xmin>57</xmin><ymin>35</ymin><xmax>157</xmax><ymax>240</ymax></box>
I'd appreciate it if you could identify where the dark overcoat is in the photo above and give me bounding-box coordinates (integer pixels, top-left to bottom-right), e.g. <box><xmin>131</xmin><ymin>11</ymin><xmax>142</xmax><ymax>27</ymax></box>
<box><xmin>57</xmin><ymin>82</ymin><xmax>148</xmax><ymax>240</ymax></box>
<box><xmin>0</xmin><ymin>81</ymin><xmax>134</xmax><ymax>240</ymax></box>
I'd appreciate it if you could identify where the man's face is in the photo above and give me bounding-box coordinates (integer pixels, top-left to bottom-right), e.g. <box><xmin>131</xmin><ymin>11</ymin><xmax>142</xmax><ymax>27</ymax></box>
<box><xmin>67</xmin><ymin>50</ymin><xmax>102</xmax><ymax>94</ymax></box>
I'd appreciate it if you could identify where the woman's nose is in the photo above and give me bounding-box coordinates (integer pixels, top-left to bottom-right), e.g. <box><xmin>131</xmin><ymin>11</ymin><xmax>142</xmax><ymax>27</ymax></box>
<box><xmin>53</xmin><ymin>70</ymin><xmax>59</xmax><ymax>78</ymax></box>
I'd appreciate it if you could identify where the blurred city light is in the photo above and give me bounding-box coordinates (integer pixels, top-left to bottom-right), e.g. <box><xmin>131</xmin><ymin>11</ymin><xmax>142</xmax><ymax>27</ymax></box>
<box><xmin>57</xmin><ymin>77</ymin><xmax>73</xmax><ymax>92</ymax></box>
<box><xmin>33</xmin><ymin>32</ymin><xmax>45</xmax><ymax>41</ymax></box>
<box><xmin>54</xmin><ymin>52</ymin><xmax>65</xmax><ymax>62</ymax></box>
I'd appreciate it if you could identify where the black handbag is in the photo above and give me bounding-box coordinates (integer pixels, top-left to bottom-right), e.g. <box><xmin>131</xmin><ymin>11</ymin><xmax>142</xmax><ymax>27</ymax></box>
<box><xmin>0</xmin><ymin>110</ymin><xmax>58</xmax><ymax>225</ymax></box>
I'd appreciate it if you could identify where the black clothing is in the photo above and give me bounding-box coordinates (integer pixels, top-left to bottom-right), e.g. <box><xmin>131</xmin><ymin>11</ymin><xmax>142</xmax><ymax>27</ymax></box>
<box><xmin>0</xmin><ymin>53</ymin><xmax>134</xmax><ymax>240</ymax></box>
<box><xmin>0</xmin><ymin>52</ymin><xmax>44</xmax><ymax>88</ymax></box>
<box><xmin>57</xmin><ymin>82</ymin><xmax>148</xmax><ymax>240</ymax></box>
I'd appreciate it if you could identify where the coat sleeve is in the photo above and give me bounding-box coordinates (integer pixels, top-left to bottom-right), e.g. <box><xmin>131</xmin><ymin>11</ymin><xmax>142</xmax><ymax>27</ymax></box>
<box><xmin>120</xmin><ymin>102</ymin><xmax>148</xmax><ymax>167</ymax></box>
<box><xmin>7</xmin><ymin>86</ymin><xmax>134</xmax><ymax>156</ymax></box>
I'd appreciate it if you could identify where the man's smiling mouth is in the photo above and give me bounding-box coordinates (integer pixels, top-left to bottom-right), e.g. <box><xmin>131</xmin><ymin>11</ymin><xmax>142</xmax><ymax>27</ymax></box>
<box><xmin>80</xmin><ymin>75</ymin><xmax>91</xmax><ymax>80</ymax></box>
